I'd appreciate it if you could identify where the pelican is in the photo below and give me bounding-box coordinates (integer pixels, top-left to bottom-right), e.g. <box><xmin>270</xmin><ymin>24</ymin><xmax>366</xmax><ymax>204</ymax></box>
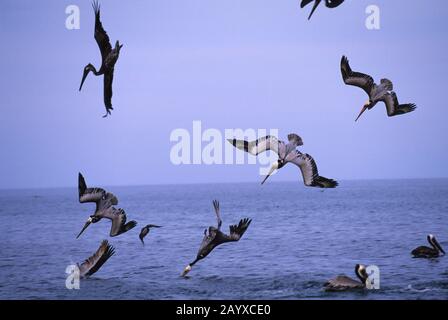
<box><xmin>77</xmin><ymin>173</ymin><xmax>137</xmax><ymax>238</ymax></box>
<box><xmin>181</xmin><ymin>200</ymin><xmax>252</xmax><ymax>277</ymax></box>
<box><xmin>324</xmin><ymin>264</ymin><xmax>368</xmax><ymax>291</ymax></box>
<box><xmin>412</xmin><ymin>234</ymin><xmax>445</xmax><ymax>258</ymax></box>
<box><xmin>341</xmin><ymin>56</ymin><xmax>416</xmax><ymax>121</ymax></box>
<box><xmin>301</xmin><ymin>0</ymin><xmax>345</xmax><ymax>20</ymax></box>
<box><xmin>139</xmin><ymin>224</ymin><xmax>162</xmax><ymax>245</ymax></box>
<box><xmin>228</xmin><ymin>134</ymin><xmax>338</xmax><ymax>188</ymax></box>
<box><xmin>77</xmin><ymin>240</ymin><xmax>115</xmax><ymax>278</ymax></box>
<box><xmin>79</xmin><ymin>1</ymin><xmax>123</xmax><ymax>118</ymax></box>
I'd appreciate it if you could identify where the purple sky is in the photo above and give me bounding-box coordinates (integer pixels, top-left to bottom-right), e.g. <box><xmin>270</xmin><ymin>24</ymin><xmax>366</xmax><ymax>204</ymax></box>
<box><xmin>0</xmin><ymin>0</ymin><xmax>447</xmax><ymax>189</ymax></box>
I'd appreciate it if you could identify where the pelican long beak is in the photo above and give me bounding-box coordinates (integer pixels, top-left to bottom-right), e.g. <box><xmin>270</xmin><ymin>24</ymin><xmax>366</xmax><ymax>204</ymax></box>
<box><xmin>181</xmin><ymin>265</ymin><xmax>192</xmax><ymax>277</ymax></box>
<box><xmin>433</xmin><ymin>238</ymin><xmax>446</xmax><ymax>255</ymax></box>
<box><xmin>79</xmin><ymin>68</ymin><xmax>90</xmax><ymax>91</ymax></box>
<box><xmin>76</xmin><ymin>217</ymin><xmax>92</xmax><ymax>239</ymax></box>
<box><xmin>355</xmin><ymin>103</ymin><xmax>369</xmax><ymax>122</ymax></box>
<box><xmin>261</xmin><ymin>174</ymin><xmax>272</xmax><ymax>185</ymax></box>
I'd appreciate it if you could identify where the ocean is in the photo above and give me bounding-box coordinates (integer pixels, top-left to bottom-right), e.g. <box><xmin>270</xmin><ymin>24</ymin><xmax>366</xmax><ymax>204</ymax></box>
<box><xmin>0</xmin><ymin>179</ymin><xmax>447</xmax><ymax>300</ymax></box>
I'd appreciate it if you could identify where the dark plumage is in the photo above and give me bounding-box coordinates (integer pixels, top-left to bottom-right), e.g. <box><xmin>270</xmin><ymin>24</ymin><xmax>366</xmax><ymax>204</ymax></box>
<box><xmin>76</xmin><ymin>173</ymin><xmax>137</xmax><ymax>238</ymax></box>
<box><xmin>301</xmin><ymin>0</ymin><xmax>345</xmax><ymax>20</ymax></box>
<box><xmin>139</xmin><ymin>224</ymin><xmax>162</xmax><ymax>245</ymax></box>
<box><xmin>412</xmin><ymin>234</ymin><xmax>445</xmax><ymax>258</ymax></box>
<box><xmin>181</xmin><ymin>200</ymin><xmax>252</xmax><ymax>277</ymax></box>
<box><xmin>324</xmin><ymin>264</ymin><xmax>368</xmax><ymax>292</ymax></box>
<box><xmin>228</xmin><ymin>134</ymin><xmax>338</xmax><ymax>188</ymax></box>
<box><xmin>78</xmin><ymin>240</ymin><xmax>115</xmax><ymax>278</ymax></box>
<box><xmin>341</xmin><ymin>55</ymin><xmax>416</xmax><ymax>121</ymax></box>
<box><xmin>79</xmin><ymin>1</ymin><xmax>123</xmax><ymax>117</ymax></box>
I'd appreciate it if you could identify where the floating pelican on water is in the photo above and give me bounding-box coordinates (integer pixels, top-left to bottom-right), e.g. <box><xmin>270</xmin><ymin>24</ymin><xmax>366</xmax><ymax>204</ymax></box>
<box><xmin>324</xmin><ymin>264</ymin><xmax>368</xmax><ymax>291</ymax></box>
<box><xmin>411</xmin><ymin>234</ymin><xmax>445</xmax><ymax>258</ymax></box>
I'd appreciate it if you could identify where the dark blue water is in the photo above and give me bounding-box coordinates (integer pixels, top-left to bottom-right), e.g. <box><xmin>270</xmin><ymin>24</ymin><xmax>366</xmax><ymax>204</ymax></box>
<box><xmin>0</xmin><ymin>180</ymin><xmax>447</xmax><ymax>299</ymax></box>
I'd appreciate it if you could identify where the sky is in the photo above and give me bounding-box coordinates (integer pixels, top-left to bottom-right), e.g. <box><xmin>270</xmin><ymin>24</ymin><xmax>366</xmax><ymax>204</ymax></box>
<box><xmin>0</xmin><ymin>0</ymin><xmax>447</xmax><ymax>189</ymax></box>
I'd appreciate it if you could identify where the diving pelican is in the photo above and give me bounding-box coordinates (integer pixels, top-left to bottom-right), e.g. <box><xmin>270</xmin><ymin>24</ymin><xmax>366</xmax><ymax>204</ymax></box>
<box><xmin>301</xmin><ymin>0</ymin><xmax>345</xmax><ymax>20</ymax></box>
<box><xmin>77</xmin><ymin>240</ymin><xmax>115</xmax><ymax>278</ymax></box>
<box><xmin>341</xmin><ymin>56</ymin><xmax>416</xmax><ymax>121</ymax></box>
<box><xmin>181</xmin><ymin>200</ymin><xmax>252</xmax><ymax>277</ymax></box>
<box><xmin>79</xmin><ymin>1</ymin><xmax>123</xmax><ymax>117</ymax></box>
<box><xmin>228</xmin><ymin>134</ymin><xmax>338</xmax><ymax>188</ymax></box>
<box><xmin>324</xmin><ymin>264</ymin><xmax>368</xmax><ymax>291</ymax></box>
<box><xmin>77</xmin><ymin>173</ymin><xmax>137</xmax><ymax>238</ymax></box>
<box><xmin>411</xmin><ymin>234</ymin><xmax>445</xmax><ymax>258</ymax></box>
<box><xmin>139</xmin><ymin>224</ymin><xmax>162</xmax><ymax>245</ymax></box>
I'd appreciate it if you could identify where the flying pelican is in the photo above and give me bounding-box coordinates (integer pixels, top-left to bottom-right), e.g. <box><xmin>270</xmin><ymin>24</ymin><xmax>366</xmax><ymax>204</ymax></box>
<box><xmin>324</xmin><ymin>264</ymin><xmax>368</xmax><ymax>291</ymax></box>
<box><xmin>181</xmin><ymin>200</ymin><xmax>252</xmax><ymax>277</ymax></box>
<box><xmin>411</xmin><ymin>234</ymin><xmax>445</xmax><ymax>258</ymax></box>
<box><xmin>301</xmin><ymin>0</ymin><xmax>345</xmax><ymax>20</ymax></box>
<box><xmin>341</xmin><ymin>56</ymin><xmax>416</xmax><ymax>121</ymax></box>
<box><xmin>139</xmin><ymin>224</ymin><xmax>162</xmax><ymax>245</ymax></box>
<box><xmin>228</xmin><ymin>134</ymin><xmax>338</xmax><ymax>188</ymax></box>
<box><xmin>77</xmin><ymin>173</ymin><xmax>137</xmax><ymax>238</ymax></box>
<box><xmin>77</xmin><ymin>240</ymin><xmax>115</xmax><ymax>278</ymax></box>
<box><xmin>79</xmin><ymin>1</ymin><xmax>123</xmax><ymax>118</ymax></box>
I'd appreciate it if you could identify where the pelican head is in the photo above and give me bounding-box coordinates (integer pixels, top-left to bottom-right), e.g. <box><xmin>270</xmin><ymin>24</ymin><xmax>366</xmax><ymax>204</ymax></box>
<box><xmin>428</xmin><ymin>234</ymin><xmax>445</xmax><ymax>255</ymax></box>
<box><xmin>355</xmin><ymin>100</ymin><xmax>371</xmax><ymax>122</ymax></box>
<box><xmin>79</xmin><ymin>63</ymin><xmax>95</xmax><ymax>91</ymax></box>
<box><xmin>76</xmin><ymin>215</ymin><xmax>99</xmax><ymax>239</ymax></box>
<box><xmin>355</xmin><ymin>264</ymin><xmax>368</xmax><ymax>285</ymax></box>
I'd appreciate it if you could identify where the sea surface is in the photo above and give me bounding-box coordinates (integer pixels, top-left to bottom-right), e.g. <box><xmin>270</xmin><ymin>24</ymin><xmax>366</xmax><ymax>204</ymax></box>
<box><xmin>0</xmin><ymin>179</ymin><xmax>447</xmax><ymax>300</ymax></box>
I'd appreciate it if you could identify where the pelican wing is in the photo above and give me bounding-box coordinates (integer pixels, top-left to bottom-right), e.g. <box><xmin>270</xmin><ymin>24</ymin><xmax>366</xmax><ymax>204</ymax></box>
<box><xmin>380</xmin><ymin>91</ymin><xmax>416</xmax><ymax>117</ymax></box>
<box><xmin>301</xmin><ymin>0</ymin><xmax>321</xmax><ymax>20</ymax></box>
<box><xmin>221</xmin><ymin>218</ymin><xmax>252</xmax><ymax>242</ymax></box>
<box><xmin>324</xmin><ymin>275</ymin><xmax>363</xmax><ymax>291</ymax></box>
<box><xmin>325</xmin><ymin>0</ymin><xmax>345</xmax><ymax>8</ymax></box>
<box><xmin>104</xmin><ymin>69</ymin><xmax>114</xmax><ymax>110</ymax></box>
<box><xmin>341</xmin><ymin>56</ymin><xmax>375</xmax><ymax>96</ymax></box>
<box><xmin>288</xmin><ymin>151</ymin><xmax>338</xmax><ymax>188</ymax></box>
<box><xmin>108</xmin><ymin>208</ymin><xmax>137</xmax><ymax>237</ymax></box>
<box><xmin>78</xmin><ymin>240</ymin><xmax>115</xmax><ymax>278</ymax></box>
<box><xmin>92</xmin><ymin>1</ymin><xmax>112</xmax><ymax>62</ymax></box>
<box><xmin>78</xmin><ymin>173</ymin><xmax>118</xmax><ymax>211</ymax></box>
<box><xmin>228</xmin><ymin>136</ymin><xmax>285</xmax><ymax>158</ymax></box>
<box><xmin>212</xmin><ymin>200</ymin><xmax>222</xmax><ymax>230</ymax></box>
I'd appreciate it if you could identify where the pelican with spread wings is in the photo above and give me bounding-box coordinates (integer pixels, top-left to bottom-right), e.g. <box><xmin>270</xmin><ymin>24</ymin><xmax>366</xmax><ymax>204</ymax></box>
<box><xmin>228</xmin><ymin>134</ymin><xmax>338</xmax><ymax>188</ymax></box>
<box><xmin>77</xmin><ymin>240</ymin><xmax>115</xmax><ymax>278</ymax></box>
<box><xmin>79</xmin><ymin>1</ymin><xmax>123</xmax><ymax>117</ymax></box>
<box><xmin>341</xmin><ymin>56</ymin><xmax>416</xmax><ymax>121</ymax></box>
<box><xmin>181</xmin><ymin>200</ymin><xmax>252</xmax><ymax>277</ymax></box>
<box><xmin>76</xmin><ymin>173</ymin><xmax>137</xmax><ymax>238</ymax></box>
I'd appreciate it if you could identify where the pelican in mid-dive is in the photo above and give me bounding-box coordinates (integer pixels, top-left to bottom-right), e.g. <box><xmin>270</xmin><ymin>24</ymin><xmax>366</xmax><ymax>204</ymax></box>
<box><xmin>79</xmin><ymin>1</ymin><xmax>123</xmax><ymax>117</ymax></box>
<box><xmin>301</xmin><ymin>0</ymin><xmax>345</xmax><ymax>20</ymax></box>
<box><xmin>341</xmin><ymin>56</ymin><xmax>416</xmax><ymax>121</ymax></box>
<box><xmin>324</xmin><ymin>264</ymin><xmax>368</xmax><ymax>291</ymax></box>
<box><xmin>76</xmin><ymin>173</ymin><xmax>137</xmax><ymax>238</ymax></box>
<box><xmin>228</xmin><ymin>134</ymin><xmax>338</xmax><ymax>188</ymax></box>
<box><xmin>77</xmin><ymin>240</ymin><xmax>115</xmax><ymax>278</ymax></box>
<box><xmin>181</xmin><ymin>200</ymin><xmax>252</xmax><ymax>277</ymax></box>
<box><xmin>139</xmin><ymin>224</ymin><xmax>162</xmax><ymax>245</ymax></box>
<box><xmin>411</xmin><ymin>234</ymin><xmax>445</xmax><ymax>258</ymax></box>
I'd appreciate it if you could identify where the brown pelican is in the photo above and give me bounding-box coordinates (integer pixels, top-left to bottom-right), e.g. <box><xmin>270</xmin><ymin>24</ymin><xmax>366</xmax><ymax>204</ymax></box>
<box><xmin>341</xmin><ymin>56</ymin><xmax>416</xmax><ymax>121</ymax></box>
<box><xmin>77</xmin><ymin>173</ymin><xmax>137</xmax><ymax>238</ymax></box>
<box><xmin>412</xmin><ymin>234</ymin><xmax>445</xmax><ymax>258</ymax></box>
<box><xmin>228</xmin><ymin>134</ymin><xmax>338</xmax><ymax>188</ymax></box>
<box><xmin>139</xmin><ymin>224</ymin><xmax>162</xmax><ymax>245</ymax></box>
<box><xmin>301</xmin><ymin>0</ymin><xmax>345</xmax><ymax>20</ymax></box>
<box><xmin>181</xmin><ymin>200</ymin><xmax>252</xmax><ymax>277</ymax></box>
<box><xmin>324</xmin><ymin>264</ymin><xmax>368</xmax><ymax>291</ymax></box>
<box><xmin>79</xmin><ymin>1</ymin><xmax>123</xmax><ymax>118</ymax></box>
<box><xmin>77</xmin><ymin>240</ymin><xmax>115</xmax><ymax>278</ymax></box>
